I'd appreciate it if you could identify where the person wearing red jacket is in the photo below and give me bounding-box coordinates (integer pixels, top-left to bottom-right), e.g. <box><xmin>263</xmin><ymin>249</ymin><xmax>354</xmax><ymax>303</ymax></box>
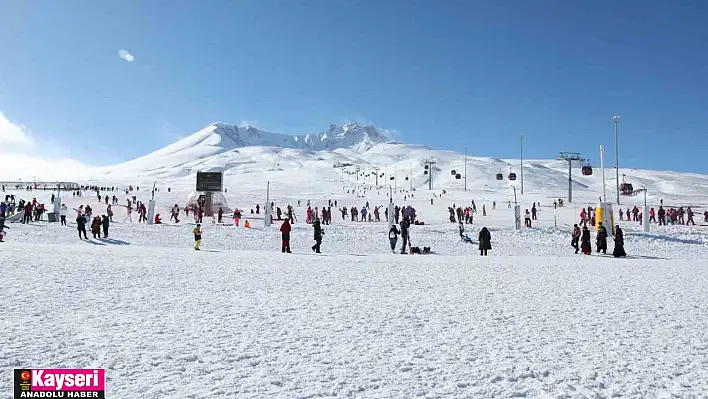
<box><xmin>23</xmin><ymin>202</ymin><xmax>33</xmax><ymax>224</ymax></box>
<box><xmin>280</xmin><ymin>218</ymin><xmax>292</xmax><ymax>253</ymax></box>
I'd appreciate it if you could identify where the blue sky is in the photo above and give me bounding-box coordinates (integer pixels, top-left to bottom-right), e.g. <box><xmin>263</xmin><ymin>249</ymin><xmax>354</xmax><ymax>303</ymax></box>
<box><xmin>1</xmin><ymin>0</ymin><xmax>707</xmax><ymax>172</ymax></box>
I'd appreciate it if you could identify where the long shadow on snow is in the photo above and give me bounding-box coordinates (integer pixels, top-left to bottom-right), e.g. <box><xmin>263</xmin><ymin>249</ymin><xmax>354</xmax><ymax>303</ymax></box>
<box><xmin>628</xmin><ymin>232</ymin><xmax>705</xmax><ymax>245</ymax></box>
<box><xmin>99</xmin><ymin>238</ymin><xmax>130</xmax><ymax>245</ymax></box>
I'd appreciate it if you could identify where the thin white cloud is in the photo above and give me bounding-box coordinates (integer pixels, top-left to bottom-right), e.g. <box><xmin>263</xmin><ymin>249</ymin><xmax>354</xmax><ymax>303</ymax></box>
<box><xmin>0</xmin><ymin>111</ymin><xmax>33</xmax><ymax>145</ymax></box>
<box><xmin>118</xmin><ymin>49</ymin><xmax>135</xmax><ymax>62</ymax></box>
<box><xmin>0</xmin><ymin>110</ymin><xmax>89</xmax><ymax>180</ymax></box>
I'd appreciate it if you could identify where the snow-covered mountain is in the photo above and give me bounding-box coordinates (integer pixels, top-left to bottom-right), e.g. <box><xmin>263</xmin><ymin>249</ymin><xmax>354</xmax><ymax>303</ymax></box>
<box><xmin>76</xmin><ymin>120</ymin><xmax>708</xmax><ymax>204</ymax></box>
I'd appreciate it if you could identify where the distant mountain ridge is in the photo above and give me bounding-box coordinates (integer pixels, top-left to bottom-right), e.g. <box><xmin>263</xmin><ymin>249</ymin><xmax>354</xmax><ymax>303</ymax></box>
<box><xmin>209</xmin><ymin>121</ymin><xmax>390</xmax><ymax>152</ymax></box>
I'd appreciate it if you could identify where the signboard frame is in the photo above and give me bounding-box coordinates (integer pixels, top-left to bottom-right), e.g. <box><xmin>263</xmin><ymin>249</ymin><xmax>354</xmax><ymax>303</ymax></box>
<box><xmin>196</xmin><ymin>172</ymin><xmax>223</xmax><ymax>192</ymax></box>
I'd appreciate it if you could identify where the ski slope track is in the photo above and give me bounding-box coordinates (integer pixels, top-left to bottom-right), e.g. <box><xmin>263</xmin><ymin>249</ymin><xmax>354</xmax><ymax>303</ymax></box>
<box><xmin>2</xmin><ymin>121</ymin><xmax>708</xmax><ymax>398</ymax></box>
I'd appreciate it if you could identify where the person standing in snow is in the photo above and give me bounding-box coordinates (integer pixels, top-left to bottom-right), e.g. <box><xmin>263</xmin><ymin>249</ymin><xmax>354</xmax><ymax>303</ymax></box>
<box><xmin>280</xmin><ymin>218</ymin><xmax>292</xmax><ymax>253</ymax></box>
<box><xmin>218</xmin><ymin>207</ymin><xmax>223</xmax><ymax>224</ymax></box>
<box><xmin>389</xmin><ymin>224</ymin><xmax>400</xmax><ymax>253</ymax></box>
<box><xmin>612</xmin><ymin>225</ymin><xmax>626</xmax><ymax>257</ymax></box>
<box><xmin>571</xmin><ymin>224</ymin><xmax>581</xmax><ymax>254</ymax></box>
<box><xmin>478</xmin><ymin>227</ymin><xmax>491</xmax><ymax>256</ymax></box>
<box><xmin>399</xmin><ymin>217</ymin><xmax>410</xmax><ymax>254</ymax></box>
<box><xmin>193</xmin><ymin>224</ymin><xmax>202</xmax><ymax>251</ymax></box>
<box><xmin>77</xmin><ymin>214</ymin><xmax>88</xmax><ymax>239</ymax></box>
<box><xmin>312</xmin><ymin>218</ymin><xmax>323</xmax><ymax>253</ymax></box>
<box><xmin>101</xmin><ymin>215</ymin><xmax>110</xmax><ymax>238</ymax></box>
<box><xmin>596</xmin><ymin>222</ymin><xmax>608</xmax><ymax>255</ymax></box>
<box><xmin>687</xmin><ymin>207</ymin><xmax>695</xmax><ymax>225</ymax></box>
<box><xmin>524</xmin><ymin>209</ymin><xmax>532</xmax><ymax>228</ymax></box>
<box><xmin>91</xmin><ymin>216</ymin><xmax>101</xmax><ymax>239</ymax></box>
<box><xmin>60</xmin><ymin>204</ymin><xmax>68</xmax><ymax>226</ymax></box>
<box><xmin>580</xmin><ymin>226</ymin><xmax>591</xmax><ymax>255</ymax></box>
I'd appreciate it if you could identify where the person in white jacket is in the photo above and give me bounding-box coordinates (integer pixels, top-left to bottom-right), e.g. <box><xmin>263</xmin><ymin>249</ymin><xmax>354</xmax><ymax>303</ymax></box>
<box><xmin>60</xmin><ymin>204</ymin><xmax>68</xmax><ymax>226</ymax></box>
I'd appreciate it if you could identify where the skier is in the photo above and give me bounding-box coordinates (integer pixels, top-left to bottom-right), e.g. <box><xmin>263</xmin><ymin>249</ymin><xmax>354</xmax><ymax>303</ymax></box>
<box><xmin>101</xmin><ymin>215</ymin><xmax>110</xmax><ymax>238</ymax></box>
<box><xmin>524</xmin><ymin>209</ymin><xmax>532</xmax><ymax>228</ymax></box>
<box><xmin>77</xmin><ymin>214</ymin><xmax>88</xmax><ymax>239</ymax></box>
<box><xmin>596</xmin><ymin>222</ymin><xmax>608</xmax><ymax>255</ymax></box>
<box><xmin>389</xmin><ymin>224</ymin><xmax>400</xmax><ymax>253</ymax></box>
<box><xmin>619</xmin><ymin>208</ymin><xmax>624</xmax><ymax>221</ymax></box>
<box><xmin>280</xmin><ymin>218</ymin><xmax>292</xmax><ymax>253</ymax></box>
<box><xmin>649</xmin><ymin>208</ymin><xmax>656</xmax><ymax>223</ymax></box>
<box><xmin>658</xmin><ymin>206</ymin><xmax>666</xmax><ymax>226</ymax></box>
<box><xmin>478</xmin><ymin>227</ymin><xmax>491</xmax><ymax>256</ymax></box>
<box><xmin>60</xmin><ymin>204</ymin><xmax>68</xmax><ymax>226</ymax></box>
<box><xmin>482</xmin><ymin>204</ymin><xmax>487</xmax><ymax>216</ymax></box>
<box><xmin>218</xmin><ymin>207</ymin><xmax>223</xmax><ymax>224</ymax></box>
<box><xmin>612</xmin><ymin>225</ymin><xmax>626</xmax><ymax>257</ymax></box>
<box><xmin>571</xmin><ymin>224</ymin><xmax>581</xmax><ymax>254</ymax></box>
<box><xmin>312</xmin><ymin>218</ymin><xmax>323</xmax><ymax>253</ymax></box>
<box><xmin>193</xmin><ymin>224</ymin><xmax>202</xmax><ymax>250</ymax></box>
<box><xmin>154</xmin><ymin>214</ymin><xmax>163</xmax><ymax>224</ymax></box>
<box><xmin>531</xmin><ymin>205</ymin><xmax>537</xmax><ymax>220</ymax></box>
<box><xmin>580</xmin><ymin>226</ymin><xmax>591</xmax><ymax>255</ymax></box>
<box><xmin>256</xmin><ymin>204</ymin><xmax>260</xmax><ymax>214</ymax></box>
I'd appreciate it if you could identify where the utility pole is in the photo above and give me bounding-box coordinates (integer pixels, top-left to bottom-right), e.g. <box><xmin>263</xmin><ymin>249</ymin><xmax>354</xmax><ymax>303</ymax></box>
<box><xmin>599</xmin><ymin>145</ymin><xmax>606</xmax><ymax>202</ymax></box>
<box><xmin>520</xmin><ymin>133</ymin><xmax>524</xmax><ymax>195</ymax></box>
<box><xmin>557</xmin><ymin>152</ymin><xmax>585</xmax><ymax>203</ymax></box>
<box><xmin>464</xmin><ymin>147</ymin><xmax>467</xmax><ymax>191</ymax></box>
<box><xmin>613</xmin><ymin>116</ymin><xmax>620</xmax><ymax>205</ymax></box>
<box><xmin>372</xmin><ymin>167</ymin><xmax>380</xmax><ymax>187</ymax></box>
<box><xmin>424</xmin><ymin>159</ymin><xmax>437</xmax><ymax>190</ymax></box>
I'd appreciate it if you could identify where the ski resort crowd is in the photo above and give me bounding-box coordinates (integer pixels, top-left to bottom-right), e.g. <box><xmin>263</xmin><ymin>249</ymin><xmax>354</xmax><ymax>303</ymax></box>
<box><xmin>2</xmin><ymin>183</ymin><xmax>708</xmax><ymax>258</ymax></box>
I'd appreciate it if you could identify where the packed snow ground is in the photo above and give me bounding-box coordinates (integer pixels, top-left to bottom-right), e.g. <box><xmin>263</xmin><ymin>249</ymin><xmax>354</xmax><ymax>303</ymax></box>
<box><xmin>3</xmin><ymin>244</ymin><xmax>708</xmax><ymax>397</ymax></box>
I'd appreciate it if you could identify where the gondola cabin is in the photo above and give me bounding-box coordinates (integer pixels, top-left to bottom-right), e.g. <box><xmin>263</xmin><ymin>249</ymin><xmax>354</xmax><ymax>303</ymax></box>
<box><xmin>451</xmin><ymin>169</ymin><xmax>456</xmax><ymax>175</ymax></box>
<box><xmin>424</xmin><ymin>170</ymin><xmax>429</xmax><ymax>175</ymax></box>
<box><xmin>405</xmin><ymin>177</ymin><xmax>409</xmax><ymax>181</ymax></box>
<box><xmin>620</xmin><ymin>183</ymin><xmax>634</xmax><ymax>195</ymax></box>
<box><xmin>496</xmin><ymin>173</ymin><xmax>504</xmax><ymax>181</ymax></box>
<box><xmin>455</xmin><ymin>174</ymin><xmax>461</xmax><ymax>179</ymax></box>
<box><xmin>389</xmin><ymin>176</ymin><xmax>395</xmax><ymax>180</ymax></box>
<box><xmin>508</xmin><ymin>172</ymin><xmax>517</xmax><ymax>181</ymax></box>
<box><xmin>581</xmin><ymin>165</ymin><xmax>593</xmax><ymax>176</ymax></box>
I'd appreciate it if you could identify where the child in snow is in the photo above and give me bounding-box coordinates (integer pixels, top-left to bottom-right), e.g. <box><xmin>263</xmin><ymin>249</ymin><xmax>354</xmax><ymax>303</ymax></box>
<box><xmin>193</xmin><ymin>224</ymin><xmax>202</xmax><ymax>250</ymax></box>
<box><xmin>389</xmin><ymin>224</ymin><xmax>400</xmax><ymax>252</ymax></box>
<box><xmin>280</xmin><ymin>218</ymin><xmax>292</xmax><ymax>253</ymax></box>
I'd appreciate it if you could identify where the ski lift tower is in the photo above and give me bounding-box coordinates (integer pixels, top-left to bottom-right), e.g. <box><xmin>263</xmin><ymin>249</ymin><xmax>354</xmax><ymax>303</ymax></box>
<box><xmin>424</xmin><ymin>159</ymin><xmax>437</xmax><ymax>190</ymax></box>
<box><xmin>557</xmin><ymin>152</ymin><xmax>585</xmax><ymax>203</ymax></box>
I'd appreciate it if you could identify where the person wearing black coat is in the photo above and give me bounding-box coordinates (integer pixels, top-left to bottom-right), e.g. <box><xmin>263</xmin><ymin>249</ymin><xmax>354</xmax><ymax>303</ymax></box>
<box><xmin>76</xmin><ymin>215</ymin><xmax>88</xmax><ymax>239</ymax></box>
<box><xmin>612</xmin><ymin>225</ymin><xmax>627</xmax><ymax>257</ymax></box>
<box><xmin>478</xmin><ymin>227</ymin><xmax>491</xmax><ymax>256</ymax></box>
<box><xmin>388</xmin><ymin>225</ymin><xmax>400</xmax><ymax>253</ymax></box>
<box><xmin>399</xmin><ymin>217</ymin><xmax>410</xmax><ymax>254</ymax></box>
<box><xmin>101</xmin><ymin>215</ymin><xmax>110</xmax><ymax>238</ymax></box>
<box><xmin>596</xmin><ymin>222</ymin><xmax>608</xmax><ymax>254</ymax></box>
<box><xmin>580</xmin><ymin>226</ymin><xmax>591</xmax><ymax>255</ymax></box>
<box><xmin>312</xmin><ymin>218</ymin><xmax>322</xmax><ymax>253</ymax></box>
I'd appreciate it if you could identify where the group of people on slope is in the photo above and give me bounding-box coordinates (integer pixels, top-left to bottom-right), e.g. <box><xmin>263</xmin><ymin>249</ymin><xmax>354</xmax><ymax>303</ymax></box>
<box><xmin>571</xmin><ymin>222</ymin><xmax>626</xmax><ymax>257</ymax></box>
